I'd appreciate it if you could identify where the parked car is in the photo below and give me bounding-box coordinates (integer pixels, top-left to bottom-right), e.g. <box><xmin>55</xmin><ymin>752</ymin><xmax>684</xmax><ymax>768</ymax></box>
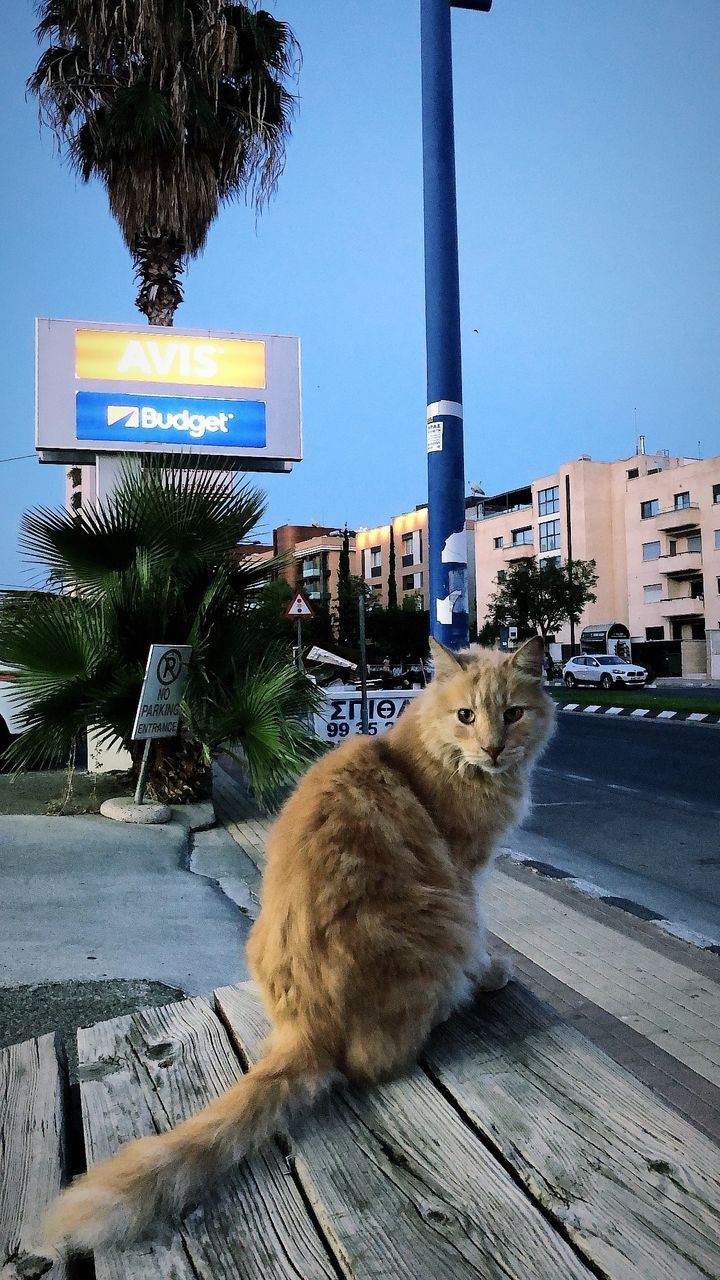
<box><xmin>562</xmin><ymin>654</ymin><xmax>648</xmax><ymax>690</ymax></box>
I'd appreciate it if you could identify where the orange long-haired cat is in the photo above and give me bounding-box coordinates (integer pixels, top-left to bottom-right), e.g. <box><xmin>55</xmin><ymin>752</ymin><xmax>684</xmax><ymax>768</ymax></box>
<box><xmin>46</xmin><ymin>636</ymin><xmax>553</xmax><ymax>1253</ymax></box>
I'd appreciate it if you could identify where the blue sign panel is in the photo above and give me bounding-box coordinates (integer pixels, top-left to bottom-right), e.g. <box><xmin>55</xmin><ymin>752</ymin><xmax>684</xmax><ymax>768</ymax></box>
<box><xmin>76</xmin><ymin>391</ymin><xmax>266</xmax><ymax>449</ymax></box>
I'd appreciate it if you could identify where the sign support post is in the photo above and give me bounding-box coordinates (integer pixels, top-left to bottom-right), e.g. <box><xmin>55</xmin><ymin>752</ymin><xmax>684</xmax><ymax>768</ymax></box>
<box><xmin>133</xmin><ymin>739</ymin><xmax>152</xmax><ymax>806</ymax></box>
<box><xmin>358</xmin><ymin>592</ymin><xmax>370</xmax><ymax>734</ymax></box>
<box><xmin>284</xmin><ymin>590</ymin><xmax>315</xmax><ymax>672</ymax></box>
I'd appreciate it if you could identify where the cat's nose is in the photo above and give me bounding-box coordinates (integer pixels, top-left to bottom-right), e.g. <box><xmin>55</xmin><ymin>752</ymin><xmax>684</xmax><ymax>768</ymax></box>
<box><xmin>483</xmin><ymin>745</ymin><xmax>502</xmax><ymax>764</ymax></box>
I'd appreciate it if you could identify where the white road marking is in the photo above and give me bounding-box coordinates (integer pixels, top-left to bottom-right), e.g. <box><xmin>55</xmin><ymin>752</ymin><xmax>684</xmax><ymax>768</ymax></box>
<box><xmin>605</xmin><ymin>706</ymin><xmax>624</xmax><ymax>715</ymax></box>
<box><xmin>688</xmin><ymin>712</ymin><xmax>708</xmax><ymax>722</ymax></box>
<box><xmin>657</xmin><ymin>710</ymin><xmax>676</xmax><ymax>719</ymax></box>
<box><xmin>583</xmin><ymin>704</ymin><xmax>600</xmax><ymax>713</ymax></box>
<box><xmin>562</xmin><ymin>703</ymin><xmax>579</xmax><ymax>711</ymax></box>
<box><xmin>630</xmin><ymin>708</ymin><xmax>650</xmax><ymax>717</ymax></box>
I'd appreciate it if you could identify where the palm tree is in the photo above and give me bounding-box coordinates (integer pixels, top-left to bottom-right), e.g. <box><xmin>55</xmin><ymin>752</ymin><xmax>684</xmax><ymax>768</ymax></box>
<box><xmin>0</xmin><ymin>462</ymin><xmax>322</xmax><ymax>805</ymax></box>
<box><xmin>28</xmin><ymin>1</ymin><xmax>299</xmax><ymax>324</ymax></box>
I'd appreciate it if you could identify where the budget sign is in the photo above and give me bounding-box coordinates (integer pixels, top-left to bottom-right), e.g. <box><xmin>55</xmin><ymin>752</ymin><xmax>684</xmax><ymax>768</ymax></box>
<box><xmin>36</xmin><ymin>318</ymin><xmax>302</xmax><ymax>473</ymax></box>
<box><xmin>76</xmin><ymin>392</ymin><xmax>266</xmax><ymax>448</ymax></box>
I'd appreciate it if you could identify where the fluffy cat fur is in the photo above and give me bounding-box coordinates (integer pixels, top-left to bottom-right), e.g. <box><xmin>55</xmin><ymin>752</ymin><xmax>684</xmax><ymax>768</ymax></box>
<box><xmin>45</xmin><ymin>635</ymin><xmax>554</xmax><ymax>1254</ymax></box>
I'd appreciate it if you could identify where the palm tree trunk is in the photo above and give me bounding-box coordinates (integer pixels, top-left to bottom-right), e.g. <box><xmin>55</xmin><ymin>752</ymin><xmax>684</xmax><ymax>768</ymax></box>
<box><xmin>131</xmin><ymin>736</ymin><xmax>210</xmax><ymax>804</ymax></box>
<box><xmin>132</xmin><ymin>231</ymin><xmax>185</xmax><ymax>326</ymax></box>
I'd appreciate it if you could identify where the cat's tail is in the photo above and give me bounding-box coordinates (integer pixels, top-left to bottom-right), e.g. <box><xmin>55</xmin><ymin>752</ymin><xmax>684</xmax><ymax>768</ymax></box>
<box><xmin>44</xmin><ymin>1037</ymin><xmax>333</xmax><ymax>1255</ymax></box>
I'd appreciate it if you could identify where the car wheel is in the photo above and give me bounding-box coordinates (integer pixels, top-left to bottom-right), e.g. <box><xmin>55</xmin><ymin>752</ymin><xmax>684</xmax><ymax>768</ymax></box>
<box><xmin>600</xmin><ymin>674</ymin><xmax>613</xmax><ymax>690</ymax></box>
<box><xmin>564</xmin><ymin>673</ymin><xmax>576</xmax><ymax>689</ymax></box>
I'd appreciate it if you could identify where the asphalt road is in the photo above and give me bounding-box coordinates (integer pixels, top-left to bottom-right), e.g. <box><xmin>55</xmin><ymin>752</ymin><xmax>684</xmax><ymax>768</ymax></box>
<box><xmin>507</xmin><ymin>713</ymin><xmax>720</xmax><ymax>943</ymax></box>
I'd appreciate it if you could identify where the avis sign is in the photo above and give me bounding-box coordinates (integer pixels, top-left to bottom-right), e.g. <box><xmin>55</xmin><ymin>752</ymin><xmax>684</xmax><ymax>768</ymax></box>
<box><xmin>35</xmin><ymin>318</ymin><xmax>302</xmax><ymax>473</ymax></box>
<box><xmin>313</xmin><ymin>687</ymin><xmax>421</xmax><ymax>743</ymax></box>
<box><xmin>132</xmin><ymin>644</ymin><xmax>192</xmax><ymax>741</ymax></box>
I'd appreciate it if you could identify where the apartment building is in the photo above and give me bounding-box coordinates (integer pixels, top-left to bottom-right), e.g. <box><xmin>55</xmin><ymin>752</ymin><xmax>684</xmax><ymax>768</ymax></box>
<box><xmin>473</xmin><ymin>447</ymin><xmax>720</xmax><ymax>667</ymax></box>
<box><xmin>271</xmin><ymin>523</ymin><xmax>357</xmax><ymax>610</ymax></box>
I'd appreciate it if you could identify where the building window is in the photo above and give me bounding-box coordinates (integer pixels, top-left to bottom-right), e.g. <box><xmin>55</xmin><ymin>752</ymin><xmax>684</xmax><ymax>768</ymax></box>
<box><xmin>401</xmin><ymin>533</ymin><xmax>413</xmax><ymax>567</ymax></box>
<box><xmin>642</xmin><ymin>541</ymin><xmax>661</xmax><ymax>561</ymax></box>
<box><xmin>512</xmin><ymin>526</ymin><xmax>533</xmax><ymax>546</ymax></box>
<box><xmin>691</xmin><ymin>621</ymin><xmax>706</xmax><ymax>640</ymax></box>
<box><xmin>540</xmin><ymin>556</ymin><xmax>561</xmax><ymax>569</ymax></box>
<box><xmin>645</xmin><ymin>626</ymin><xmax>664</xmax><ymax>640</ymax></box>
<box><xmin>496</xmin><ymin>569</ymin><xmax>506</xmax><ymax>583</ymax></box>
<box><xmin>643</xmin><ymin>584</ymin><xmax>662</xmax><ymax>603</ymax></box>
<box><xmin>538</xmin><ymin>485</ymin><xmax>560</xmax><ymax>516</ymax></box>
<box><xmin>539</xmin><ymin>519</ymin><xmax>560</xmax><ymax>552</ymax></box>
<box><xmin>690</xmin><ymin>579</ymin><xmax>704</xmax><ymax>599</ymax></box>
<box><xmin>402</xmin><ymin>572</ymin><xmax>422</xmax><ymax>591</ymax></box>
<box><xmin>493</xmin><ymin>536</ymin><xmax>504</xmax><ymax>549</ymax></box>
<box><xmin>715</xmin><ymin>530</ymin><xmax>720</xmax><ymax>550</ymax></box>
<box><xmin>687</xmin><ymin>534</ymin><xmax>702</xmax><ymax>553</ymax></box>
<box><xmin>713</xmin><ymin>483</ymin><xmax>720</xmax><ymax>503</ymax></box>
<box><xmin>640</xmin><ymin>499</ymin><xmax>659</xmax><ymax>519</ymax></box>
<box><xmin>370</xmin><ymin>546</ymin><xmax>382</xmax><ymax>569</ymax></box>
<box><xmin>627</xmin><ymin>468</ymin><xmax>639</xmax><ymax>480</ymax></box>
<box><xmin>674</xmin><ymin>491</ymin><xmax>691</xmax><ymax>510</ymax></box>
<box><xmin>717</xmin><ymin>577</ymin><xmax>720</xmax><ymax>594</ymax></box>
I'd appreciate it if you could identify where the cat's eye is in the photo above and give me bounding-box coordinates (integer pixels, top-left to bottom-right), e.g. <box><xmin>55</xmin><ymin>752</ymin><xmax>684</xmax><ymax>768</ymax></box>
<box><xmin>504</xmin><ymin>706</ymin><xmax>524</xmax><ymax>724</ymax></box>
<box><xmin>457</xmin><ymin>708</ymin><xmax>475</xmax><ymax>725</ymax></box>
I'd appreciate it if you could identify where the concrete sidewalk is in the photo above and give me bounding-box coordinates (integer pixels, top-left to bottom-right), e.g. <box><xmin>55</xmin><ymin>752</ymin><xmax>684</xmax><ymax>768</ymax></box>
<box><xmin>0</xmin><ymin>811</ymin><xmax>252</xmax><ymax>1069</ymax></box>
<box><xmin>212</xmin><ymin>762</ymin><xmax>720</xmax><ymax>1145</ymax></box>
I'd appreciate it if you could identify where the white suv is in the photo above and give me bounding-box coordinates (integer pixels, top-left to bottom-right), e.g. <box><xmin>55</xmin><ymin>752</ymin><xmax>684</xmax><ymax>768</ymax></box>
<box><xmin>563</xmin><ymin>654</ymin><xmax>648</xmax><ymax>690</ymax></box>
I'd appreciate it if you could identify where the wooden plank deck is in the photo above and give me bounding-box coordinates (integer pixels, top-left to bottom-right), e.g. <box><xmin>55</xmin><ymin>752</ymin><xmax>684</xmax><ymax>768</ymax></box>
<box><xmin>2</xmin><ymin>982</ymin><xmax>719</xmax><ymax>1279</ymax></box>
<box><xmin>0</xmin><ymin>1032</ymin><xmax>68</xmax><ymax>1280</ymax></box>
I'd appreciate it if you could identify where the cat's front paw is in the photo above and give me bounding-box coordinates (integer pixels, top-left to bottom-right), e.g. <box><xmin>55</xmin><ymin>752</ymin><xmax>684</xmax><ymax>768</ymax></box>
<box><xmin>473</xmin><ymin>955</ymin><xmax>513</xmax><ymax>993</ymax></box>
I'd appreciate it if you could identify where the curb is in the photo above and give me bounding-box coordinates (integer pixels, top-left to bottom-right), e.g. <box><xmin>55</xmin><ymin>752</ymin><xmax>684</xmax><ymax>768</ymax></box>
<box><xmin>504</xmin><ymin>851</ymin><xmax>720</xmax><ymax>955</ymax></box>
<box><xmin>556</xmin><ymin>702</ymin><xmax>720</xmax><ymax>724</ymax></box>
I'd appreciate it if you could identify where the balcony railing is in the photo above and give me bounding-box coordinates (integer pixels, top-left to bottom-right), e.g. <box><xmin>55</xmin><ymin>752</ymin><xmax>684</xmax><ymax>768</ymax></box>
<box><xmin>657</xmin><ymin>551</ymin><xmax>702</xmax><ymax>579</ymax></box>
<box><xmin>659</xmin><ymin>595</ymin><xmax>704</xmax><ymax>618</ymax></box>
<box><xmin>646</xmin><ymin>503</ymin><xmax>701</xmax><ymax>532</ymax></box>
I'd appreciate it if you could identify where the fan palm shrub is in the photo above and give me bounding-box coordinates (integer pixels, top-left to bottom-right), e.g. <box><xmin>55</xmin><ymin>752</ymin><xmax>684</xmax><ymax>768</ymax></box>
<box><xmin>28</xmin><ymin>0</ymin><xmax>299</xmax><ymax>323</ymax></box>
<box><xmin>0</xmin><ymin>462</ymin><xmax>322</xmax><ymax>805</ymax></box>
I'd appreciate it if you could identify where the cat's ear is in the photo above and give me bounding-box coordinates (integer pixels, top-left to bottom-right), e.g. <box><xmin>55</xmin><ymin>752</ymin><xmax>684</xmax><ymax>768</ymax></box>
<box><xmin>429</xmin><ymin>637</ymin><xmax>462</xmax><ymax>681</ymax></box>
<box><xmin>509</xmin><ymin>635</ymin><xmax>544</xmax><ymax>679</ymax></box>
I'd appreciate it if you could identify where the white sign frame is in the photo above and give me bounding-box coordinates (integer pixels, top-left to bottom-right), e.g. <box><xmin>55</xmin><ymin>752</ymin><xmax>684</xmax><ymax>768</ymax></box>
<box><xmin>35</xmin><ymin>318</ymin><xmax>302</xmax><ymax>473</ymax></box>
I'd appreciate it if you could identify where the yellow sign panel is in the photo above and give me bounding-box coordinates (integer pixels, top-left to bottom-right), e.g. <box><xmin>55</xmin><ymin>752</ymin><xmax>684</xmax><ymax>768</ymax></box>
<box><xmin>75</xmin><ymin>329</ymin><xmax>266</xmax><ymax>389</ymax></box>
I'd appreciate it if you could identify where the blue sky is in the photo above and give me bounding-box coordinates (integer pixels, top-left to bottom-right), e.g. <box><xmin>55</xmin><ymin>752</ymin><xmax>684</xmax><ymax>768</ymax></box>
<box><xmin>1</xmin><ymin>0</ymin><xmax>718</xmax><ymax>585</ymax></box>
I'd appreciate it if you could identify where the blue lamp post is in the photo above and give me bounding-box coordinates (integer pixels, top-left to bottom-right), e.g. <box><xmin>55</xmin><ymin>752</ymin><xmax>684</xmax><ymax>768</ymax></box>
<box><xmin>422</xmin><ymin>0</ymin><xmax>492</xmax><ymax>648</ymax></box>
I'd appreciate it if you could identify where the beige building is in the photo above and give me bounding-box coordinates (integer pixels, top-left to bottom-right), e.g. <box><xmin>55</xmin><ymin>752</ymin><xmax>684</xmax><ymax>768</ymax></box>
<box><xmin>474</xmin><ymin>447</ymin><xmax>720</xmax><ymax>667</ymax></box>
<box><xmin>356</xmin><ymin>507</ymin><xmax>429</xmax><ymax>609</ymax></box>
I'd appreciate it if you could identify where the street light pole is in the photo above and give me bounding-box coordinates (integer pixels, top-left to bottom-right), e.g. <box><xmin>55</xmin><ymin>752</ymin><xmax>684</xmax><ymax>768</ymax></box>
<box><xmin>421</xmin><ymin>0</ymin><xmax>491</xmax><ymax>649</ymax></box>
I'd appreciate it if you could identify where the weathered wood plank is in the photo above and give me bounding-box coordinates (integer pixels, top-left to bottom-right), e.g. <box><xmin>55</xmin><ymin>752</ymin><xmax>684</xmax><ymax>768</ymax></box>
<box><xmin>423</xmin><ymin>983</ymin><xmax>720</xmax><ymax>1280</ymax></box>
<box><xmin>76</xmin><ymin>997</ymin><xmax>338</xmax><ymax>1280</ymax></box>
<box><xmin>216</xmin><ymin>981</ymin><xmax>596</xmax><ymax>1280</ymax></box>
<box><xmin>0</xmin><ymin>1033</ymin><xmax>67</xmax><ymax>1280</ymax></box>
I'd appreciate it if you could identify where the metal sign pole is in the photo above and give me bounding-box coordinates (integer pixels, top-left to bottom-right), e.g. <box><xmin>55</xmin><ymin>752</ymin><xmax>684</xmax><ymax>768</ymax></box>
<box><xmin>133</xmin><ymin>738</ymin><xmax>152</xmax><ymax>806</ymax></box>
<box><xmin>358</xmin><ymin>593</ymin><xmax>369</xmax><ymax>734</ymax></box>
<box><xmin>296</xmin><ymin>618</ymin><xmax>304</xmax><ymax>671</ymax></box>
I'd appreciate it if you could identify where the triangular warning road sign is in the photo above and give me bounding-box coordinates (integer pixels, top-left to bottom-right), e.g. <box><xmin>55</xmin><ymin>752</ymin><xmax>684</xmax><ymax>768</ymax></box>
<box><xmin>284</xmin><ymin>591</ymin><xmax>315</xmax><ymax>619</ymax></box>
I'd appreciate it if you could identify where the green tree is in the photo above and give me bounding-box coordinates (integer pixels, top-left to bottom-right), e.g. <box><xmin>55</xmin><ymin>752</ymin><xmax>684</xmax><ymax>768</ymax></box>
<box><xmin>486</xmin><ymin>557</ymin><xmax>598</xmax><ymax>644</ymax></box>
<box><xmin>388</xmin><ymin>525</ymin><xmax>398</xmax><ymax>609</ymax></box>
<box><xmin>0</xmin><ymin>462</ymin><xmax>321</xmax><ymax>805</ymax></box>
<box><xmin>29</xmin><ymin>1</ymin><xmax>299</xmax><ymax>324</ymax></box>
<box><xmin>336</xmin><ymin>527</ymin><xmax>354</xmax><ymax>646</ymax></box>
